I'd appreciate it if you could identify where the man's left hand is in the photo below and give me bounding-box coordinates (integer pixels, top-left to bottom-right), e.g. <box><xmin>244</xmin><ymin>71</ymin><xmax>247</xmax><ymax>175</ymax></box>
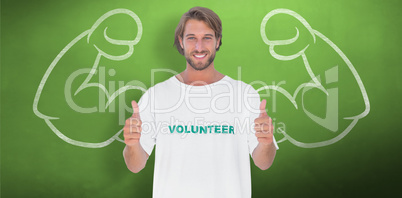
<box><xmin>254</xmin><ymin>99</ymin><xmax>274</xmax><ymax>146</ymax></box>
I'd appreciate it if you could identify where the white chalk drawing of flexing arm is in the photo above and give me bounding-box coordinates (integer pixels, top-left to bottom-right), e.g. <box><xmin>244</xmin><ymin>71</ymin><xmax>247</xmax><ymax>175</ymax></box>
<box><xmin>259</xmin><ymin>9</ymin><xmax>370</xmax><ymax>148</ymax></box>
<box><xmin>33</xmin><ymin>9</ymin><xmax>145</xmax><ymax>148</ymax></box>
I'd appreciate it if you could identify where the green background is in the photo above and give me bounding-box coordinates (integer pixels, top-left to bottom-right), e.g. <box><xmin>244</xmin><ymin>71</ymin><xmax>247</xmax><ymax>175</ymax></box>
<box><xmin>1</xmin><ymin>0</ymin><xmax>401</xmax><ymax>197</ymax></box>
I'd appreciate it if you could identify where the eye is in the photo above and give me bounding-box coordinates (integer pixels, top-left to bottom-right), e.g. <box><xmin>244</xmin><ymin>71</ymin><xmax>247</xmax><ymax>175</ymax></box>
<box><xmin>204</xmin><ymin>37</ymin><xmax>212</xmax><ymax>40</ymax></box>
<box><xmin>187</xmin><ymin>37</ymin><xmax>195</xmax><ymax>40</ymax></box>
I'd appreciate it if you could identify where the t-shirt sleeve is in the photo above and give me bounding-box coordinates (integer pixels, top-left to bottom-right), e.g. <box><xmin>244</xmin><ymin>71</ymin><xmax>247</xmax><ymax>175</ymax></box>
<box><xmin>245</xmin><ymin>85</ymin><xmax>279</xmax><ymax>156</ymax></box>
<box><xmin>138</xmin><ymin>89</ymin><xmax>157</xmax><ymax>156</ymax></box>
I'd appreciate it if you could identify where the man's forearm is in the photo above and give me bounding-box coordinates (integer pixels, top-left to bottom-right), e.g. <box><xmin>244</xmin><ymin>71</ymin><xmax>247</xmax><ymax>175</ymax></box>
<box><xmin>252</xmin><ymin>142</ymin><xmax>276</xmax><ymax>170</ymax></box>
<box><xmin>123</xmin><ymin>143</ymin><xmax>149</xmax><ymax>173</ymax></box>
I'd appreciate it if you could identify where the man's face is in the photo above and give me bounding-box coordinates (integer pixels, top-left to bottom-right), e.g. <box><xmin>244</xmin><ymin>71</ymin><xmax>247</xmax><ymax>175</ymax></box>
<box><xmin>180</xmin><ymin>19</ymin><xmax>220</xmax><ymax>71</ymax></box>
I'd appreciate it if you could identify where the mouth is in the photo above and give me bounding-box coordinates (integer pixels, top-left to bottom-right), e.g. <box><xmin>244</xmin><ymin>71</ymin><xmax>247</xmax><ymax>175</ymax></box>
<box><xmin>193</xmin><ymin>53</ymin><xmax>207</xmax><ymax>60</ymax></box>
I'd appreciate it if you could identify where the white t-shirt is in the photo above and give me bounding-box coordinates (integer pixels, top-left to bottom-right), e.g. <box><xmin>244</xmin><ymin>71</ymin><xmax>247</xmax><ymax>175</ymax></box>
<box><xmin>138</xmin><ymin>75</ymin><xmax>279</xmax><ymax>198</ymax></box>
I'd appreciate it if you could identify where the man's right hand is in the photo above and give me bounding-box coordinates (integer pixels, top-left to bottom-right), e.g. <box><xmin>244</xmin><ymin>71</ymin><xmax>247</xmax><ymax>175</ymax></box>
<box><xmin>123</xmin><ymin>100</ymin><xmax>142</xmax><ymax>146</ymax></box>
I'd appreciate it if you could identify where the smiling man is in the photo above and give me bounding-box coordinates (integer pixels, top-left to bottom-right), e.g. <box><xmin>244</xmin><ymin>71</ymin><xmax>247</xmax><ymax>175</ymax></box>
<box><xmin>123</xmin><ymin>7</ymin><xmax>278</xmax><ymax>198</ymax></box>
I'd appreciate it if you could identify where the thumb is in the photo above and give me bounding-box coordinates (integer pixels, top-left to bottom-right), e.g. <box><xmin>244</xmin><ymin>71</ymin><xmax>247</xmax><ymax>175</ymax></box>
<box><xmin>131</xmin><ymin>100</ymin><xmax>140</xmax><ymax>118</ymax></box>
<box><xmin>259</xmin><ymin>99</ymin><xmax>267</xmax><ymax>117</ymax></box>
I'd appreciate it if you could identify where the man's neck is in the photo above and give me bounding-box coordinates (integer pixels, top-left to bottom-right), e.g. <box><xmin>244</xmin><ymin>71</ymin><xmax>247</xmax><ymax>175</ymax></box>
<box><xmin>176</xmin><ymin>62</ymin><xmax>225</xmax><ymax>86</ymax></box>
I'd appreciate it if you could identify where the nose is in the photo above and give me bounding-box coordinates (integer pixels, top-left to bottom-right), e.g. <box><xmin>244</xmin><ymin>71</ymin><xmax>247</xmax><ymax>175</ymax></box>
<box><xmin>195</xmin><ymin>39</ymin><xmax>203</xmax><ymax>51</ymax></box>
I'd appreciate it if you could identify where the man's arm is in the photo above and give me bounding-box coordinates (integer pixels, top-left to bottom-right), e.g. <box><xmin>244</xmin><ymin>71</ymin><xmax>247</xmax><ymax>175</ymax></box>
<box><xmin>123</xmin><ymin>100</ymin><xmax>149</xmax><ymax>173</ymax></box>
<box><xmin>252</xmin><ymin>99</ymin><xmax>277</xmax><ymax>170</ymax></box>
<box><xmin>252</xmin><ymin>142</ymin><xmax>276</xmax><ymax>170</ymax></box>
<box><xmin>123</xmin><ymin>143</ymin><xmax>149</xmax><ymax>173</ymax></box>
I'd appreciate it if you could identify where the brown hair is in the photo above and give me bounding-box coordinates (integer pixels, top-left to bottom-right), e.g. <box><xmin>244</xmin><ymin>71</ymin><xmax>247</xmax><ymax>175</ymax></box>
<box><xmin>174</xmin><ymin>7</ymin><xmax>222</xmax><ymax>55</ymax></box>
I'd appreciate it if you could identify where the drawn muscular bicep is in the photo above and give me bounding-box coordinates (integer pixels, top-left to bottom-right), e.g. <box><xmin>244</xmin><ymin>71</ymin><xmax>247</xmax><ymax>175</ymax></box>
<box><xmin>259</xmin><ymin>9</ymin><xmax>370</xmax><ymax>148</ymax></box>
<box><xmin>33</xmin><ymin>9</ymin><xmax>144</xmax><ymax>148</ymax></box>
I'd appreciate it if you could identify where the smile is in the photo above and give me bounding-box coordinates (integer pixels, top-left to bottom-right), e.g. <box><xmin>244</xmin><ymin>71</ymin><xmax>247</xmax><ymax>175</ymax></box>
<box><xmin>193</xmin><ymin>54</ymin><xmax>207</xmax><ymax>59</ymax></box>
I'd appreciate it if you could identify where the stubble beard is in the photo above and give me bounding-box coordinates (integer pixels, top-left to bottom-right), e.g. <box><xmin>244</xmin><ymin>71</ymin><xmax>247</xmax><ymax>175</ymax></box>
<box><xmin>185</xmin><ymin>50</ymin><xmax>216</xmax><ymax>71</ymax></box>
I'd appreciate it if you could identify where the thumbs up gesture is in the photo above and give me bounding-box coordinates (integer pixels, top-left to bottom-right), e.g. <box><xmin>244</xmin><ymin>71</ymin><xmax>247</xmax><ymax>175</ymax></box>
<box><xmin>123</xmin><ymin>101</ymin><xmax>142</xmax><ymax>146</ymax></box>
<box><xmin>254</xmin><ymin>99</ymin><xmax>274</xmax><ymax>146</ymax></box>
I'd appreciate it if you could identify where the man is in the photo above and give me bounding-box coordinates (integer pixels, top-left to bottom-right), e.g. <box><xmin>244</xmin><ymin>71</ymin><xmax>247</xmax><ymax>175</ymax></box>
<box><xmin>123</xmin><ymin>7</ymin><xmax>278</xmax><ymax>198</ymax></box>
